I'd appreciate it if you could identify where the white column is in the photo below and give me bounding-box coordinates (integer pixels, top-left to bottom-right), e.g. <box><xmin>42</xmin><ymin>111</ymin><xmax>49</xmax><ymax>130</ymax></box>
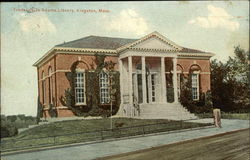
<box><xmin>118</xmin><ymin>59</ymin><xmax>124</xmax><ymax>115</ymax></box>
<box><xmin>128</xmin><ymin>56</ymin><xmax>133</xmax><ymax>105</ymax></box>
<box><xmin>161</xmin><ymin>57</ymin><xmax>167</xmax><ymax>102</ymax></box>
<box><xmin>141</xmin><ymin>56</ymin><xmax>147</xmax><ymax>103</ymax></box>
<box><xmin>173</xmin><ymin>57</ymin><xmax>178</xmax><ymax>103</ymax></box>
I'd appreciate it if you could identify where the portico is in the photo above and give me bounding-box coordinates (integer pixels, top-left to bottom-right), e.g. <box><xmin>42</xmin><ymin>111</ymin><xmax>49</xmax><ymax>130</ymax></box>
<box><xmin>119</xmin><ymin>53</ymin><xmax>179</xmax><ymax>117</ymax></box>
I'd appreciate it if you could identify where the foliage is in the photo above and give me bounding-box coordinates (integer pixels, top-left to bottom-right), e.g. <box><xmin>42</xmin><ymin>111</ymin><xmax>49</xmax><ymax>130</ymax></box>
<box><xmin>48</xmin><ymin>103</ymin><xmax>58</xmax><ymax>118</ymax></box>
<box><xmin>211</xmin><ymin>46</ymin><xmax>250</xmax><ymax>112</ymax></box>
<box><xmin>1</xmin><ymin>114</ymin><xmax>37</xmax><ymax>130</ymax></box>
<box><xmin>60</xmin><ymin>53</ymin><xmax>121</xmax><ymax>117</ymax></box>
<box><xmin>1</xmin><ymin>122</ymin><xmax>18</xmax><ymax>138</ymax></box>
<box><xmin>36</xmin><ymin>97</ymin><xmax>43</xmax><ymax>123</ymax></box>
<box><xmin>180</xmin><ymin>75</ymin><xmax>213</xmax><ymax>113</ymax></box>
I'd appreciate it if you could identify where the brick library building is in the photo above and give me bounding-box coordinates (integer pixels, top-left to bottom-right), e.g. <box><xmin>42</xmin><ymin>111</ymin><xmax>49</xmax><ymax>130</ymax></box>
<box><xmin>33</xmin><ymin>32</ymin><xmax>214</xmax><ymax>120</ymax></box>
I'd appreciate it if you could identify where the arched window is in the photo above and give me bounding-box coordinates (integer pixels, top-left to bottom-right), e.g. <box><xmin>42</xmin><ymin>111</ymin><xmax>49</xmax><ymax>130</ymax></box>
<box><xmin>48</xmin><ymin>67</ymin><xmax>53</xmax><ymax>104</ymax></box>
<box><xmin>42</xmin><ymin>71</ymin><xmax>46</xmax><ymax>104</ymax></box>
<box><xmin>99</xmin><ymin>71</ymin><xmax>110</xmax><ymax>104</ymax></box>
<box><xmin>190</xmin><ymin>65</ymin><xmax>201</xmax><ymax>100</ymax></box>
<box><xmin>73</xmin><ymin>61</ymin><xmax>88</xmax><ymax>105</ymax></box>
<box><xmin>191</xmin><ymin>73</ymin><xmax>199</xmax><ymax>100</ymax></box>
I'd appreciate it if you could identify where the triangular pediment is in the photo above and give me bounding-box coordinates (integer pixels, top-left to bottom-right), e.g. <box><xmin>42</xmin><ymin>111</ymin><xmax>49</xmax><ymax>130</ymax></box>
<box><xmin>117</xmin><ymin>31</ymin><xmax>183</xmax><ymax>52</ymax></box>
<box><xmin>132</xmin><ymin>37</ymin><xmax>177</xmax><ymax>50</ymax></box>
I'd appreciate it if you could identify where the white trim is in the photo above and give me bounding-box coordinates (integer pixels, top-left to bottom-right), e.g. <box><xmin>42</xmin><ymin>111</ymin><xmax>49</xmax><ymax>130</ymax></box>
<box><xmin>99</xmin><ymin>71</ymin><xmax>110</xmax><ymax>104</ymax></box>
<box><xmin>119</xmin><ymin>50</ymin><xmax>177</xmax><ymax>59</ymax></box>
<box><xmin>33</xmin><ymin>48</ymin><xmax>117</xmax><ymax>68</ymax></box>
<box><xmin>191</xmin><ymin>73</ymin><xmax>199</xmax><ymax>100</ymax></box>
<box><xmin>75</xmin><ymin>71</ymin><xmax>87</xmax><ymax>105</ymax></box>
<box><xmin>178</xmin><ymin>52</ymin><xmax>214</xmax><ymax>57</ymax></box>
<box><xmin>117</xmin><ymin>31</ymin><xmax>183</xmax><ymax>52</ymax></box>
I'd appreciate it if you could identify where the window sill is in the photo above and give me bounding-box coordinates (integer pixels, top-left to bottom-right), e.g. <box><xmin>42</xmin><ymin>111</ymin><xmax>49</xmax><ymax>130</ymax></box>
<box><xmin>100</xmin><ymin>103</ymin><xmax>112</xmax><ymax>106</ymax></box>
<box><xmin>75</xmin><ymin>103</ymin><xmax>87</xmax><ymax>106</ymax></box>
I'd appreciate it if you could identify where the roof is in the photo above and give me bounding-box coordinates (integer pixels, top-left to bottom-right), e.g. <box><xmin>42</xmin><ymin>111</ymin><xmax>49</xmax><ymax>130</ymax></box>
<box><xmin>56</xmin><ymin>35</ymin><xmax>138</xmax><ymax>50</ymax></box>
<box><xmin>180</xmin><ymin>47</ymin><xmax>206</xmax><ymax>53</ymax></box>
<box><xmin>34</xmin><ymin>32</ymin><xmax>214</xmax><ymax>67</ymax></box>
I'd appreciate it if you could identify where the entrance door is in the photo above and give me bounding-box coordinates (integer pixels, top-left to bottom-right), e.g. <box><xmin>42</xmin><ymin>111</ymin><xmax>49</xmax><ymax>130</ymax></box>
<box><xmin>132</xmin><ymin>73</ymin><xmax>143</xmax><ymax>104</ymax></box>
<box><xmin>148</xmin><ymin>73</ymin><xmax>159</xmax><ymax>103</ymax></box>
<box><xmin>137</xmin><ymin>74</ymin><xmax>143</xmax><ymax>103</ymax></box>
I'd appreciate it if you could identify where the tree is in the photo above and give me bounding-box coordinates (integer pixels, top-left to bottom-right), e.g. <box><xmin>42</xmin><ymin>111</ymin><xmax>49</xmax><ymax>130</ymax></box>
<box><xmin>211</xmin><ymin>46</ymin><xmax>250</xmax><ymax>112</ymax></box>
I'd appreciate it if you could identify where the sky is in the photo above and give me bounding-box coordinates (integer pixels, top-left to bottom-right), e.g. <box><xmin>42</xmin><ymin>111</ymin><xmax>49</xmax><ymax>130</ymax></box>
<box><xmin>1</xmin><ymin>1</ymin><xmax>249</xmax><ymax>116</ymax></box>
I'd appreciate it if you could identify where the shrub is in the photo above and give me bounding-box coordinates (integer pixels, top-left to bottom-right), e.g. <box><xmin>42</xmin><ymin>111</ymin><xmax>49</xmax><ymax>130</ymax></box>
<box><xmin>48</xmin><ymin>103</ymin><xmax>58</xmax><ymax>118</ymax></box>
<box><xmin>1</xmin><ymin>122</ymin><xmax>18</xmax><ymax>138</ymax></box>
<box><xmin>180</xmin><ymin>76</ymin><xmax>213</xmax><ymax>114</ymax></box>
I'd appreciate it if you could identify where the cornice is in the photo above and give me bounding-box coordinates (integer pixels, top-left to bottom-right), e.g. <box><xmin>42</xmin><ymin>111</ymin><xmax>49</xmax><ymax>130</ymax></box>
<box><xmin>177</xmin><ymin>52</ymin><xmax>215</xmax><ymax>57</ymax></box>
<box><xmin>127</xmin><ymin>47</ymin><xmax>179</xmax><ymax>53</ymax></box>
<box><xmin>54</xmin><ymin>47</ymin><xmax>116</xmax><ymax>54</ymax></box>
<box><xmin>33</xmin><ymin>47</ymin><xmax>117</xmax><ymax>67</ymax></box>
<box><xmin>116</xmin><ymin>31</ymin><xmax>183</xmax><ymax>52</ymax></box>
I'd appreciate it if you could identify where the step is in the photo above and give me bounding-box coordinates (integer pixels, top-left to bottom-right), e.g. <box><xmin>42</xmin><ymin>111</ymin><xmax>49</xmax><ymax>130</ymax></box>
<box><xmin>137</xmin><ymin>103</ymin><xmax>198</xmax><ymax>120</ymax></box>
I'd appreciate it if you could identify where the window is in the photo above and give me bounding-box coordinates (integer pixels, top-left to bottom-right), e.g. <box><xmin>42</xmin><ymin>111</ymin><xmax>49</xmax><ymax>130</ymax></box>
<box><xmin>151</xmin><ymin>74</ymin><xmax>156</xmax><ymax>102</ymax></box>
<box><xmin>191</xmin><ymin>74</ymin><xmax>199</xmax><ymax>100</ymax></box>
<box><xmin>75</xmin><ymin>72</ymin><xmax>86</xmax><ymax>104</ymax></box>
<box><xmin>48</xmin><ymin>67</ymin><xmax>53</xmax><ymax>104</ymax></box>
<box><xmin>42</xmin><ymin>71</ymin><xmax>46</xmax><ymax>104</ymax></box>
<box><xmin>99</xmin><ymin>71</ymin><xmax>110</xmax><ymax>104</ymax></box>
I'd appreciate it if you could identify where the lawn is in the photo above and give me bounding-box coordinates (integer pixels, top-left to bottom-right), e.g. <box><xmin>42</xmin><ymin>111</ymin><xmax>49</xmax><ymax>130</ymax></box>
<box><xmin>0</xmin><ymin>118</ymin><xmax>212</xmax><ymax>152</ymax></box>
<box><xmin>197</xmin><ymin>113</ymin><xmax>250</xmax><ymax>120</ymax></box>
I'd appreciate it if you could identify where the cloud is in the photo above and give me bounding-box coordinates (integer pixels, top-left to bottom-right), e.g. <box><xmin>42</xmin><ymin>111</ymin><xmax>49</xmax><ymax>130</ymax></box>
<box><xmin>103</xmin><ymin>9</ymin><xmax>149</xmax><ymax>35</ymax></box>
<box><xmin>18</xmin><ymin>13</ymin><xmax>56</xmax><ymax>33</ymax></box>
<box><xmin>188</xmin><ymin>5</ymin><xmax>239</xmax><ymax>31</ymax></box>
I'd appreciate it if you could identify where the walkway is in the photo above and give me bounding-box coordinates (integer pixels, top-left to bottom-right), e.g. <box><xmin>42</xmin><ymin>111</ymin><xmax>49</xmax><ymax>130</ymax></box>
<box><xmin>2</xmin><ymin>119</ymin><xmax>249</xmax><ymax>160</ymax></box>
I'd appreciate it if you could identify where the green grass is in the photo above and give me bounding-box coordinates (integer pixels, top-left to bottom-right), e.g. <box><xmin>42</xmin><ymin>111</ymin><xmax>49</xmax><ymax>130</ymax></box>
<box><xmin>0</xmin><ymin>118</ymin><xmax>211</xmax><ymax>151</ymax></box>
<box><xmin>196</xmin><ymin>113</ymin><xmax>250</xmax><ymax>120</ymax></box>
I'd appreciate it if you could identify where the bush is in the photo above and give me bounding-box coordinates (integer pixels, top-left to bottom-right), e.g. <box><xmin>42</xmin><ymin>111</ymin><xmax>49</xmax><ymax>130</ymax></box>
<box><xmin>180</xmin><ymin>76</ymin><xmax>213</xmax><ymax>114</ymax></box>
<box><xmin>1</xmin><ymin>122</ymin><xmax>18</xmax><ymax>138</ymax></box>
<box><xmin>48</xmin><ymin>104</ymin><xmax>58</xmax><ymax>118</ymax></box>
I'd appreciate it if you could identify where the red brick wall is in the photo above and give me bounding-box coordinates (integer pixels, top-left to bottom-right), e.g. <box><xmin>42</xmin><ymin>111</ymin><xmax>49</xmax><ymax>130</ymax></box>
<box><xmin>177</xmin><ymin>58</ymin><xmax>211</xmax><ymax>92</ymax></box>
<box><xmin>37</xmin><ymin>53</ymin><xmax>211</xmax><ymax>118</ymax></box>
<box><xmin>38</xmin><ymin>56</ymin><xmax>56</xmax><ymax>107</ymax></box>
<box><xmin>38</xmin><ymin>53</ymin><xmax>119</xmax><ymax>117</ymax></box>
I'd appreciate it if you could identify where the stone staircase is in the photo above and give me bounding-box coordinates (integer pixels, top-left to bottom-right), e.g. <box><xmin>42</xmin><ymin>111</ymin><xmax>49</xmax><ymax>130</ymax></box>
<box><xmin>137</xmin><ymin>103</ymin><xmax>197</xmax><ymax>120</ymax></box>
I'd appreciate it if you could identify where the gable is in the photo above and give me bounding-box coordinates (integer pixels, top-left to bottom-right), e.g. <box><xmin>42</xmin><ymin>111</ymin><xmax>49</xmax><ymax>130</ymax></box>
<box><xmin>131</xmin><ymin>37</ymin><xmax>177</xmax><ymax>50</ymax></box>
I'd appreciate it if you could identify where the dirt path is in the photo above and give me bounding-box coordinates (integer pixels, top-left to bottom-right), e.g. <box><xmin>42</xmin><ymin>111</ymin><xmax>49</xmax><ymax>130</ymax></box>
<box><xmin>98</xmin><ymin>129</ymin><xmax>250</xmax><ymax>160</ymax></box>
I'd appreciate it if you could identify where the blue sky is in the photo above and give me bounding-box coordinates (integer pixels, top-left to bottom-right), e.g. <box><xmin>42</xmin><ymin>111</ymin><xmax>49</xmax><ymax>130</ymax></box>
<box><xmin>1</xmin><ymin>1</ymin><xmax>249</xmax><ymax>116</ymax></box>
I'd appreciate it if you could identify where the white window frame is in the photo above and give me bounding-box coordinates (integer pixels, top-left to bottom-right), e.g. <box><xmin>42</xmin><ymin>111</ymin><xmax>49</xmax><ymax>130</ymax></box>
<box><xmin>75</xmin><ymin>70</ymin><xmax>86</xmax><ymax>105</ymax></box>
<box><xmin>99</xmin><ymin>71</ymin><xmax>110</xmax><ymax>104</ymax></box>
<box><xmin>191</xmin><ymin>72</ymin><xmax>199</xmax><ymax>100</ymax></box>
